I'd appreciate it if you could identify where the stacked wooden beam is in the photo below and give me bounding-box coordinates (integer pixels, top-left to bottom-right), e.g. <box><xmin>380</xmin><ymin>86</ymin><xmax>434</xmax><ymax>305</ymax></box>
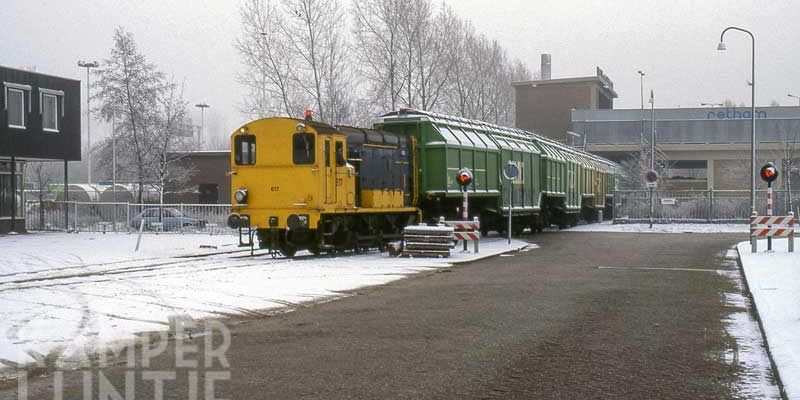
<box><xmin>401</xmin><ymin>224</ymin><xmax>454</xmax><ymax>258</ymax></box>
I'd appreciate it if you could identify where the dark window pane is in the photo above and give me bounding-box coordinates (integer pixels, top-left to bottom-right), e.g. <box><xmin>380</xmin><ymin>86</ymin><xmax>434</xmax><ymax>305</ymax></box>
<box><xmin>43</xmin><ymin>94</ymin><xmax>58</xmax><ymax>131</ymax></box>
<box><xmin>234</xmin><ymin>135</ymin><xmax>256</xmax><ymax>165</ymax></box>
<box><xmin>335</xmin><ymin>141</ymin><xmax>345</xmax><ymax>166</ymax></box>
<box><xmin>294</xmin><ymin>133</ymin><xmax>315</xmax><ymax>165</ymax></box>
<box><xmin>7</xmin><ymin>89</ymin><xmax>24</xmax><ymax>128</ymax></box>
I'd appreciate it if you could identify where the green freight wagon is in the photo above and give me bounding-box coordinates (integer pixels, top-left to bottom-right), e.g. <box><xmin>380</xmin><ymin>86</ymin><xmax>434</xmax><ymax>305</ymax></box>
<box><xmin>376</xmin><ymin>109</ymin><xmax>619</xmax><ymax>233</ymax></box>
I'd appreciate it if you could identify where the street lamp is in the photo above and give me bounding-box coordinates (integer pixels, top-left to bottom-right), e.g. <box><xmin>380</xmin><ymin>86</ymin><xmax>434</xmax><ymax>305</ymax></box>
<box><xmin>77</xmin><ymin>60</ymin><xmax>99</xmax><ymax>186</ymax></box>
<box><xmin>195</xmin><ymin>103</ymin><xmax>210</xmax><ymax>145</ymax></box>
<box><xmin>717</xmin><ymin>26</ymin><xmax>756</xmax><ymax>214</ymax></box>
<box><xmin>789</xmin><ymin>93</ymin><xmax>800</xmax><ymax>107</ymax></box>
<box><xmin>637</xmin><ymin>70</ymin><xmax>645</xmax><ymax>150</ymax></box>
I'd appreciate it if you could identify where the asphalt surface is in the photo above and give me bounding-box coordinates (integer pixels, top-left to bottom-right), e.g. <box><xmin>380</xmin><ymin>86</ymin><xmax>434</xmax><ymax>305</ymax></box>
<box><xmin>5</xmin><ymin>232</ymin><xmax>759</xmax><ymax>399</ymax></box>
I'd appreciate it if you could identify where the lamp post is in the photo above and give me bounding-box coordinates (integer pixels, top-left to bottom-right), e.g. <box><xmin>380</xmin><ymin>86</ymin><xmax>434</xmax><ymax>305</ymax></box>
<box><xmin>637</xmin><ymin>70</ymin><xmax>645</xmax><ymax>154</ymax></box>
<box><xmin>789</xmin><ymin>93</ymin><xmax>800</xmax><ymax>107</ymax></box>
<box><xmin>717</xmin><ymin>26</ymin><xmax>756</xmax><ymax>214</ymax></box>
<box><xmin>649</xmin><ymin>90</ymin><xmax>656</xmax><ymax>228</ymax></box>
<box><xmin>195</xmin><ymin>103</ymin><xmax>210</xmax><ymax>144</ymax></box>
<box><xmin>77</xmin><ymin>60</ymin><xmax>99</xmax><ymax>186</ymax></box>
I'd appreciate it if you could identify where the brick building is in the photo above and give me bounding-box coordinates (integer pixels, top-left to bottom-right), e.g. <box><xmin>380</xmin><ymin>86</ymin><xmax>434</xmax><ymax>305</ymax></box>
<box><xmin>513</xmin><ymin>54</ymin><xmax>617</xmax><ymax>141</ymax></box>
<box><xmin>165</xmin><ymin>150</ymin><xmax>231</xmax><ymax>204</ymax></box>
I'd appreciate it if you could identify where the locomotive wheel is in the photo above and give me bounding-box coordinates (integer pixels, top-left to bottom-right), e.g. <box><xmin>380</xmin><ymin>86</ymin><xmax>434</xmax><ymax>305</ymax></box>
<box><xmin>279</xmin><ymin>243</ymin><xmax>297</xmax><ymax>258</ymax></box>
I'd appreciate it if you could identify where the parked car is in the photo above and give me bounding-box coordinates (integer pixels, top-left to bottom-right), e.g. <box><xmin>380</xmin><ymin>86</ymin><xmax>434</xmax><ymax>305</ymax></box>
<box><xmin>130</xmin><ymin>208</ymin><xmax>207</xmax><ymax>231</ymax></box>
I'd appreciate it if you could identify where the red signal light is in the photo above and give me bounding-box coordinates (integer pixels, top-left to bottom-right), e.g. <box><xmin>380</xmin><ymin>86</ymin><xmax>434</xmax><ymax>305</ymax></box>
<box><xmin>456</xmin><ymin>168</ymin><xmax>473</xmax><ymax>188</ymax></box>
<box><xmin>760</xmin><ymin>162</ymin><xmax>779</xmax><ymax>183</ymax></box>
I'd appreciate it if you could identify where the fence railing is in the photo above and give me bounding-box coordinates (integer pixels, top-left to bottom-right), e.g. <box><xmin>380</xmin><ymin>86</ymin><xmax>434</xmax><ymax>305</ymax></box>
<box><xmin>24</xmin><ymin>201</ymin><xmax>235</xmax><ymax>235</ymax></box>
<box><xmin>613</xmin><ymin>189</ymin><xmax>800</xmax><ymax>223</ymax></box>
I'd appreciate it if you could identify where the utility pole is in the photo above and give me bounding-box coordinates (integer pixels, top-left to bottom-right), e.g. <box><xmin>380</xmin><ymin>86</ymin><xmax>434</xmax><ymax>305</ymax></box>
<box><xmin>78</xmin><ymin>60</ymin><xmax>99</xmax><ymax>186</ymax></box>
<box><xmin>195</xmin><ymin>103</ymin><xmax>210</xmax><ymax>145</ymax></box>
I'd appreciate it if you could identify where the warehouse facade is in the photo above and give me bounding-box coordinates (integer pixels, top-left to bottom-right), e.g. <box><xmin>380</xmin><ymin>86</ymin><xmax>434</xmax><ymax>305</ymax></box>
<box><xmin>570</xmin><ymin>106</ymin><xmax>800</xmax><ymax>190</ymax></box>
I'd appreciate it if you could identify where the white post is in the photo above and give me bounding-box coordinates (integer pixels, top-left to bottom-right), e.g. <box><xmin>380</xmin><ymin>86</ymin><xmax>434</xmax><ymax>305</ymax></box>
<box><xmin>768</xmin><ymin>183</ymin><xmax>773</xmax><ymax>251</ymax></box>
<box><xmin>507</xmin><ymin>183</ymin><xmax>512</xmax><ymax>245</ymax></box>
<box><xmin>750</xmin><ymin>211</ymin><xmax>758</xmax><ymax>253</ymax></box>
<box><xmin>462</xmin><ymin>190</ymin><xmax>469</xmax><ymax>252</ymax></box>
<box><xmin>462</xmin><ymin>190</ymin><xmax>468</xmax><ymax>221</ymax></box>
<box><xmin>789</xmin><ymin>211</ymin><xmax>795</xmax><ymax>253</ymax></box>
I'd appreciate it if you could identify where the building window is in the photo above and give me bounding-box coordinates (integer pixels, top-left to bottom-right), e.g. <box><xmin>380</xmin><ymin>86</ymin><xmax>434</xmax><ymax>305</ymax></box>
<box><xmin>42</xmin><ymin>93</ymin><xmax>59</xmax><ymax>132</ymax></box>
<box><xmin>7</xmin><ymin>88</ymin><xmax>25</xmax><ymax>129</ymax></box>
<box><xmin>234</xmin><ymin>135</ymin><xmax>256</xmax><ymax>165</ymax></box>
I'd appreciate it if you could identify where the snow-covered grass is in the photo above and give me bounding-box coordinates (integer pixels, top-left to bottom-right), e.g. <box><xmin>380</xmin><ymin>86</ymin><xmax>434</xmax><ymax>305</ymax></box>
<box><xmin>738</xmin><ymin>238</ymin><xmax>800</xmax><ymax>398</ymax></box>
<box><xmin>0</xmin><ymin>232</ymin><xmax>527</xmax><ymax>371</ymax></box>
<box><xmin>566</xmin><ymin>221</ymin><xmax>749</xmax><ymax>233</ymax></box>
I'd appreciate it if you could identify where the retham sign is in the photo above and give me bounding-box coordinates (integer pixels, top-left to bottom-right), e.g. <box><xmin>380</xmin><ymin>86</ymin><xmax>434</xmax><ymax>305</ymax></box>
<box><xmin>706</xmin><ymin>108</ymin><xmax>767</xmax><ymax>120</ymax></box>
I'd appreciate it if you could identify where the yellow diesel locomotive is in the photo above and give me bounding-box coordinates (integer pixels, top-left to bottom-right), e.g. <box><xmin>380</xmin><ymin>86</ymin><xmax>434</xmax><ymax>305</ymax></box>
<box><xmin>226</xmin><ymin>117</ymin><xmax>419</xmax><ymax>256</ymax></box>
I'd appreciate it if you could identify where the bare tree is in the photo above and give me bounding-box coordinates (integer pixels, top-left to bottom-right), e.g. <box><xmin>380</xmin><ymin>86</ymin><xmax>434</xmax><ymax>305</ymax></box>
<box><xmin>25</xmin><ymin>162</ymin><xmax>56</xmax><ymax>229</ymax></box>
<box><xmin>280</xmin><ymin>0</ymin><xmax>354</xmax><ymax>124</ymax></box>
<box><xmin>774</xmin><ymin>129</ymin><xmax>800</xmax><ymax>214</ymax></box>
<box><xmin>235</xmin><ymin>0</ymin><xmax>300</xmax><ymax>119</ymax></box>
<box><xmin>352</xmin><ymin>0</ymin><xmax>406</xmax><ymax>111</ymax></box>
<box><xmin>149</xmin><ymin>82</ymin><xmax>193</xmax><ymax>205</ymax></box>
<box><xmin>236</xmin><ymin>0</ymin><xmax>533</xmax><ymax>127</ymax></box>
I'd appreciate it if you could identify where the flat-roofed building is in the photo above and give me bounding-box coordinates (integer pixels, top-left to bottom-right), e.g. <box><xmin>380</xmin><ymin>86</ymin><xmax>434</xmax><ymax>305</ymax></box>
<box><xmin>513</xmin><ymin>54</ymin><xmax>617</xmax><ymax>141</ymax></box>
<box><xmin>571</xmin><ymin>106</ymin><xmax>800</xmax><ymax>190</ymax></box>
<box><xmin>0</xmin><ymin>66</ymin><xmax>81</xmax><ymax>233</ymax></box>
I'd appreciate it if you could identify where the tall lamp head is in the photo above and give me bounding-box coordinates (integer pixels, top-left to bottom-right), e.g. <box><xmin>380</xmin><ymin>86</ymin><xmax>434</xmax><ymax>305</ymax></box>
<box><xmin>716</xmin><ymin>42</ymin><xmax>727</xmax><ymax>51</ymax></box>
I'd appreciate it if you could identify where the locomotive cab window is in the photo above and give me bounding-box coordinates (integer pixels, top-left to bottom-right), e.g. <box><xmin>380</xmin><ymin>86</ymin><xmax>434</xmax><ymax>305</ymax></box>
<box><xmin>335</xmin><ymin>141</ymin><xmax>346</xmax><ymax>166</ymax></box>
<box><xmin>234</xmin><ymin>135</ymin><xmax>256</xmax><ymax>165</ymax></box>
<box><xmin>293</xmin><ymin>133</ymin><xmax>315</xmax><ymax>164</ymax></box>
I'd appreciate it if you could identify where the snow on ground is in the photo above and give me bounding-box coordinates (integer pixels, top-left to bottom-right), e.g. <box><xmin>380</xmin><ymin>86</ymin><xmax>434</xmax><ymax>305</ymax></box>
<box><xmin>0</xmin><ymin>232</ymin><xmax>527</xmax><ymax>371</ymax></box>
<box><xmin>717</xmin><ymin>249</ymin><xmax>782</xmax><ymax>399</ymax></box>
<box><xmin>566</xmin><ymin>221</ymin><xmax>749</xmax><ymax>233</ymax></box>
<box><xmin>738</xmin><ymin>238</ymin><xmax>800</xmax><ymax>398</ymax></box>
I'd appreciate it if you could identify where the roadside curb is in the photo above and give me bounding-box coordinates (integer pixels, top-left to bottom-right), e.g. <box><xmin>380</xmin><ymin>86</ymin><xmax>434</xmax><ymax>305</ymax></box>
<box><xmin>735</xmin><ymin>245</ymin><xmax>789</xmax><ymax>400</ymax></box>
<box><xmin>448</xmin><ymin>242</ymin><xmax>529</xmax><ymax>265</ymax></box>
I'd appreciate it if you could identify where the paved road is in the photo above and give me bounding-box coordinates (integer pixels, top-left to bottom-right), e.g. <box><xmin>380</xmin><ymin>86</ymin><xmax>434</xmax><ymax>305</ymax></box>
<box><xmin>6</xmin><ymin>232</ymin><xmax>758</xmax><ymax>399</ymax></box>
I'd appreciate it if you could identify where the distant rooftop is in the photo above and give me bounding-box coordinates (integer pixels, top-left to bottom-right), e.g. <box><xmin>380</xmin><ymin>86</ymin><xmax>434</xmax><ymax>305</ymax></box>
<box><xmin>512</xmin><ymin>67</ymin><xmax>618</xmax><ymax>98</ymax></box>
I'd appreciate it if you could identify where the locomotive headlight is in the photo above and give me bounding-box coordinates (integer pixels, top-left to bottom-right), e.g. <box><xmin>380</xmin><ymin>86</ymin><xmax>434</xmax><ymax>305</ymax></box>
<box><xmin>234</xmin><ymin>188</ymin><xmax>248</xmax><ymax>204</ymax></box>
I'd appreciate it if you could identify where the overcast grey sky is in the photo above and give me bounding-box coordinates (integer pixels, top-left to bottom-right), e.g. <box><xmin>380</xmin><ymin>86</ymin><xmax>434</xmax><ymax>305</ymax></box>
<box><xmin>2</xmin><ymin>0</ymin><xmax>799</xmax><ymax>146</ymax></box>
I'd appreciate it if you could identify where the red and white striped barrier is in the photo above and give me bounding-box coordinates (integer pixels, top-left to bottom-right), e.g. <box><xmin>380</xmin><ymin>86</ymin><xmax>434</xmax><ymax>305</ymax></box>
<box><xmin>453</xmin><ymin>231</ymin><xmax>480</xmax><ymax>241</ymax></box>
<box><xmin>440</xmin><ymin>221</ymin><xmax>480</xmax><ymax>231</ymax></box>
<box><xmin>439</xmin><ymin>217</ymin><xmax>481</xmax><ymax>253</ymax></box>
<box><xmin>749</xmin><ymin>212</ymin><xmax>795</xmax><ymax>253</ymax></box>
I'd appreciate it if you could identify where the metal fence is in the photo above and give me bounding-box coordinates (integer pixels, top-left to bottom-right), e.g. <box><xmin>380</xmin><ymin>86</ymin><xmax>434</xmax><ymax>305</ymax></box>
<box><xmin>24</xmin><ymin>201</ymin><xmax>235</xmax><ymax>234</ymax></box>
<box><xmin>613</xmin><ymin>189</ymin><xmax>800</xmax><ymax>223</ymax></box>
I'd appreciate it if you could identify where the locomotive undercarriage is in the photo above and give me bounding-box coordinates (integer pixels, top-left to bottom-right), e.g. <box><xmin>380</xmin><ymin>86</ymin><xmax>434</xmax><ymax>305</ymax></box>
<box><xmin>256</xmin><ymin>212</ymin><xmax>417</xmax><ymax>257</ymax></box>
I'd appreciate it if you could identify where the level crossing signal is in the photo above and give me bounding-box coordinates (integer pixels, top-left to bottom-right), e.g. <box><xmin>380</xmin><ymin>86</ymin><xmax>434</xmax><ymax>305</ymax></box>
<box><xmin>760</xmin><ymin>162</ymin><xmax>778</xmax><ymax>183</ymax></box>
<box><xmin>456</xmin><ymin>168</ymin><xmax>473</xmax><ymax>189</ymax></box>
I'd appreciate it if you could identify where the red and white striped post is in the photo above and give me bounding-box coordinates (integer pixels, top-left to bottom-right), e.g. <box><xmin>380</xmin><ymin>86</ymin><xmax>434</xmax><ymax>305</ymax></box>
<box><xmin>767</xmin><ymin>184</ymin><xmax>773</xmax><ymax>251</ymax></box>
<box><xmin>750</xmin><ymin>211</ymin><xmax>758</xmax><ymax>253</ymax></box>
